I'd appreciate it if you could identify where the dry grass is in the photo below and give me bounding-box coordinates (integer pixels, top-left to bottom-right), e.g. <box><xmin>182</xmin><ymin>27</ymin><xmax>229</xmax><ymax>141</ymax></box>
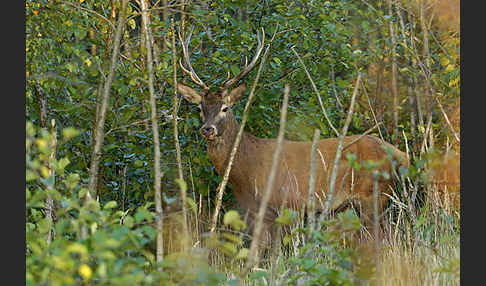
<box><xmin>377</xmin><ymin>238</ymin><xmax>459</xmax><ymax>286</ymax></box>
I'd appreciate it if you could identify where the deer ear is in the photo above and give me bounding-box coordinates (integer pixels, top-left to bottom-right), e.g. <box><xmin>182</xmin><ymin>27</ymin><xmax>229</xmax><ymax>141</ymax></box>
<box><xmin>224</xmin><ymin>83</ymin><xmax>246</xmax><ymax>106</ymax></box>
<box><xmin>177</xmin><ymin>83</ymin><xmax>202</xmax><ymax>104</ymax></box>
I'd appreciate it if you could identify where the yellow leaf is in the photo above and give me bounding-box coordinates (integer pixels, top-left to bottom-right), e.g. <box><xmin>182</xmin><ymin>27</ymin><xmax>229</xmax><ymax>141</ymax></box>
<box><xmin>440</xmin><ymin>56</ymin><xmax>449</xmax><ymax>67</ymax></box>
<box><xmin>449</xmin><ymin>77</ymin><xmax>459</xmax><ymax>87</ymax></box>
<box><xmin>78</xmin><ymin>264</ymin><xmax>92</xmax><ymax>280</ymax></box>
<box><xmin>40</xmin><ymin>166</ymin><xmax>50</xmax><ymax>178</ymax></box>
<box><xmin>84</xmin><ymin>58</ymin><xmax>92</xmax><ymax>67</ymax></box>
<box><xmin>445</xmin><ymin>64</ymin><xmax>455</xmax><ymax>72</ymax></box>
<box><xmin>128</xmin><ymin>19</ymin><xmax>136</xmax><ymax>30</ymax></box>
<box><xmin>67</xmin><ymin>243</ymin><xmax>88</xmax><ymax>256</ymax></box>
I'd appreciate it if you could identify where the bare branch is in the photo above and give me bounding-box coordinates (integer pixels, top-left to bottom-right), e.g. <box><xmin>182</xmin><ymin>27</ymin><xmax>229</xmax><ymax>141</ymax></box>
<box><xmin>171</xmin><ymin>17</ymin><xmax>189</xmax><ymax>248</ymax></box>
<box><xmin>321</xmin><ymin>74</ymin><xmax>362</xmax><ymax>217</ymax></box>
<box><xmin>86</xmin><ymin>0</ymin><xmax>128</xmax><ymax>201</ymax></box>
<box><xmin>342</xmin><ymin>122</ymin><xmax>383</xmax><ymax>151</ymax></box>
<box><xmin>307</xmin><ymin>129</ymin><xmax>321</xmax><ymax>233</ymax></box>
<box><xmin>245</xmin><ymin>83</ymin><xmax>290</xmax><ymax>273</ymax></box>
<box><xmin>435</xmin><ymin>96</ymin><xmax>460</xmax><ymax>143</ymax></box>
<box><xmin>46</xmin><ymin>119</ymin><xmax>57</xmax><ymax>245</ymax></box>
<box><xmin>291</xmin><ymin>46</ymin><xmax>340</xmax><ymax>137</ymax></box>
<box><xmin>58</xmin><ymin>0</ymin><xmax>115</xmax><ymax>30</ymax></box>
<box><xmin>209</xmin><ymin>28</ymin><xmax>277</xmax><ymax>233</ymax></box>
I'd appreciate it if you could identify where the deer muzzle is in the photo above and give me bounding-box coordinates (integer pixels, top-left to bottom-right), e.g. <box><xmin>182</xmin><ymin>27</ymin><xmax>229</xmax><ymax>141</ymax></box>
<box><xmin>201</xmin><ymin>125</ymin><xmax>217</xmax><ymax>140</ymax></box>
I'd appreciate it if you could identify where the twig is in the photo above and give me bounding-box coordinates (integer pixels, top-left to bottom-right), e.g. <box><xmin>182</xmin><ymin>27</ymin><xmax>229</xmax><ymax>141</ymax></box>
<box><xmin>330</xmin><ymin>67</ymin><xmax>343</xmax><ymax>110</ymax></box>
<box><xmin>361</xmin><ymin>80</ymin><xmax>384</xmax><ymax>141</ymax></box>
<box><xmin>58</xmin><ymin>0</ymin><xmax>115</xmax><ymax>30</ymax></box>
<box><xmin>420</xmin><ymin>114</ymin><xmax>433</xmax><ymax>154</ymax></box>
<box><xmin>342</xmin><ymin>122</ymin><xmax>383</xmax><ymax>151</ymax></box>
<box><xmin>291</xmin><ymin>46</ymin><xmax>339</xmax><ymax>137</ymax></box>
<box><xmin>372</xmin><ymin>173</ymin><xmax>381</xmax><ymax>273</ymax></box>
<box><xmin>434</xmin><ymin>96</ymin><xmax>460</xmax><ymax>143</ymax></box>
<box><xmin>244</xmin><ymin>84</ymin><xmax>290</xmax><ymax>275</ymax></box>
<box><xmin>320</xmin><ymin>74</ymin><xmax>362</xmax><ymax>218</ymax></box>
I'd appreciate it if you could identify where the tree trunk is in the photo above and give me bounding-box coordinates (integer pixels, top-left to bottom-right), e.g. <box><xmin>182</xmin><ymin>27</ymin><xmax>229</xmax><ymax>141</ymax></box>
<box><xmin>420</xmin><ymin>0</ymin><xmax>434</xmax><ymax>150</ymax></box>
<box><xmin>171</xmin><ymin>18</ymin><xmax>189</xmax><ymax>247</ymax></box>
<box><xmin>388</xmin><ymin>0</ymin><xmax>400</xmax><ymax>144</ymax></box>
<box><xmin>84</xmin><ymin>0</ymin><xmax>129</xmax><ymax>239</ymax></box>
<box><xmin>140</xmin><ymin>0</ymin><xmax>165</xmax><ymax>265</ymax></box>
<box><xmin>35</xmin><ymin>82</ymin><xmax>56</xmax><ymax>244</ymax></box>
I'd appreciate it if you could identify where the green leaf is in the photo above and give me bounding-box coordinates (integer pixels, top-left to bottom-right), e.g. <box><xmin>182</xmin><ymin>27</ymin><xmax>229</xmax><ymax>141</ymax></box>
<box><xmin>223</xmin><ymin>210</ymin><xmax>246</xmax><ymax>231</ymax></box>
<box><xmin>37</xmin><ymin>218</ymin><xmax>51</xmax><ymax>235</ymax></box>
<box><xmin>123</xmin><ymin>215</ymin><xmax>134</xmax><ymax>228</ymax></box>
<box><xmin>249</xmin><ymin>270</ymin><xmax>268</xmax><ymax>280</ymax></box>
<box><xmin>186</xmin><ymin>197</ymin><xmax>198</xmax><ymax>215</ymax></box>
<box><xmin>62</xmin><ymin>127</ymin><xmax>80</xmax><ymax>141</ymax></box>
<box><xmin>175</xmin><ymin>178</ymin><xmax>187</xmax><ymax>193</ymax></box>
<box><xmin>275</xmin><ymin>209</ymin><xmax>296</xmax><ymax>225</ymax></box>
<box><xmin>134</xmin><ymin>160</ymin><xmax>144</xmax><ymax>168</ymax></box>
<box><xmin>103</xmin><ymin>201</ymin><xmax>117</xmax><ymax>210</ymax></box>
<box><xmin>58</xmin><ymin>157</ymin><xmax>70</xmax><ymax>170</ymax></box>
<box><xmin>236</xmin><ymin>248</ymin><xmax>249</xmax><ymax>259</ymax></box>
<box><xmin>230</xmin><ymin>64</ymin><xmax>240</xmax><ymax>76</ymax></box>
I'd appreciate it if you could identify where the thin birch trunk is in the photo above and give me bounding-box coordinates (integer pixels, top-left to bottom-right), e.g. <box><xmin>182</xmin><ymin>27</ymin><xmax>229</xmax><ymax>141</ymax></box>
<box><xmin>180</xmin><ymin>0</ymin><xmax>186</xmax><ymax>36</ymax></box>
<box><xmin>388</xmin><ymin>0</ymin><xmax>399</xmax><ymax>143</ymax></box>
<box><xmin>140</xmin><ymin>0</ymin><xmax>165</xmax><ymax>266</ymax></box>
<box><xmin>46</xmin><ymin>120</ymin><xmax>56</xmax><ymax>245</ymax></box>
<box><xmin>171</xmin><ymin>18</ymin><xmax>189</xmax><ymax>246</ymax></box>
<box><xmin>395</xmin><ymin>0</ymin><xmax>417</xmax><ymax>142</ymax></box>
<box><xmin>34</xmin><ymin>82</ymin><xmax>56</xmax><ymax>245</ymax></box>
<box><xmin>420</xmin><ymin>0</ymin><xmax>434</xmax><ymax>150</ymax></box>
<box><xmin>321</xmin><ymin>74</ymin><xmax>361</xmax><ymax>218</ymax></box>
<box><xmin>209</xmin><ymin>29</ymin><xmax>272</xmax><ymax>233</ymax></box>
<box><xmin>87</xmin><ymin>0</ymin><xmax>128</xmax><ymax>199</ymax></box>
<box><xmin>244</xmin><ymin>84</ymin><xmax>290</xmax><ymax>275</ymax></box>
<box><xmin>161</xmin><ymin>0</ymin><xmax>168</xmax><ymax>52</ymax></box>
<box><xmin>139</xmin><ymin>12</ymin><xmax>150</xmax><ymax>131</ymax></box>
<box><xmin>84</xmin><ymin>0</ymin><xmax>128</xmax><ymax>239</ymax></box>
<box><xmin>307</xmin><ymin>129</ymin><xmax>321</xmax><ymax>234</ymax></box>
<box><xmin>291</xmin><ymin>47</ymin><xmax>339</xmax><ymax>137</ymax></box>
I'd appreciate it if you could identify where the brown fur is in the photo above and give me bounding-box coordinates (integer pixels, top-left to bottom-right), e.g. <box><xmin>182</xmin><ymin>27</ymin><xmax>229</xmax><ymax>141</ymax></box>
<box><xmin>178</xmin><ymin>83</ymin><xmax>409</xmax><ymax>235</ymax></box>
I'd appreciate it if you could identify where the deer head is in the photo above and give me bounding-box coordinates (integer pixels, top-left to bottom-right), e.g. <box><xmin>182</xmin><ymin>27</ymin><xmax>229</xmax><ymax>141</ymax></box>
<box><xmin>177</xmin><ymin>83</ymin><xmax>247</xmax><ymax>140</ymax></box>
<box><xmin>176</xmin><ymin>27</ymin><xmax>264</xmax><ymax>141</ymax></box>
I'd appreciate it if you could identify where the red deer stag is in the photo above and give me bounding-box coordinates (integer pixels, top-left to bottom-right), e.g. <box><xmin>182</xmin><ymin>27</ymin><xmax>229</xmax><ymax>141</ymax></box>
<box><xmin>177</xmin><ymin>28</ymin><xmax>409</xmax><ymax>239</ymax></box>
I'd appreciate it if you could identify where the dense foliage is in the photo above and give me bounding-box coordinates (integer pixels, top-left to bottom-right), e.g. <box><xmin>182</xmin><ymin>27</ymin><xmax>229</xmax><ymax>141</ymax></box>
<box><xmin>26</xmin><ymin>0</ymin><xmax>459</xmax><ymax>285</ymax></box>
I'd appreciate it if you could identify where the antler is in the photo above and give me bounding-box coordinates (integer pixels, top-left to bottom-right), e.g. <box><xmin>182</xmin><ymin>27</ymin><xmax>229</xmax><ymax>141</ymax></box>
<box><xmin>222</xmin><ymin>27</ymin><xmax>265</xmax><ymax>89</ymax></box>
<box><xmin>178</xmin><ymin>26</ymin><xmax>209</xmax><ymax>90</ymax></box>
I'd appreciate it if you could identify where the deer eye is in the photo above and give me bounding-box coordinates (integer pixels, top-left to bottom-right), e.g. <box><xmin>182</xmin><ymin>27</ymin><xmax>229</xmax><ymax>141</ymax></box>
<box><xmin>221</xmin><ymin>106</ymin><xmax>228</xmax><ymax>112</ymax></box>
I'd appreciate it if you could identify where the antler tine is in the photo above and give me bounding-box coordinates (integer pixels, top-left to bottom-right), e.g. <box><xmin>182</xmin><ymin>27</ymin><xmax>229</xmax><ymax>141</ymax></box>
<box><xmin>223</xmin><ymin>27</ymin><xmax>265</xmax><ymax>88</ymax></box>
<box><xmin>226</xmin><ymin>70</ymin><xmax>231</xmax><ymax>82</ymax></box>
<box><xmin>178</xmin><ymin>26</ymin><xmax>209</xmax><ymax>90</ymax></box>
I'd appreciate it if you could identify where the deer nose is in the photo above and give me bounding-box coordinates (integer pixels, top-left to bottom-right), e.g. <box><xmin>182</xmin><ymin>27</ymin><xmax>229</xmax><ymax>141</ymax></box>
<box><xmin>201</xmin><ymin>126</ymin><xmax>215</xmax><ymax>138</ymax></box>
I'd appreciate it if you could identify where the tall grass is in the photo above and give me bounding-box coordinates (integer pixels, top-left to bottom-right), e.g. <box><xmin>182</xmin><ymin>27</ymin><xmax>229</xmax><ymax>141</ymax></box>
<box><xmin>160</xmin><ymin>155</ymin><xmax>460</xmax><ymax>285</ymax></box>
